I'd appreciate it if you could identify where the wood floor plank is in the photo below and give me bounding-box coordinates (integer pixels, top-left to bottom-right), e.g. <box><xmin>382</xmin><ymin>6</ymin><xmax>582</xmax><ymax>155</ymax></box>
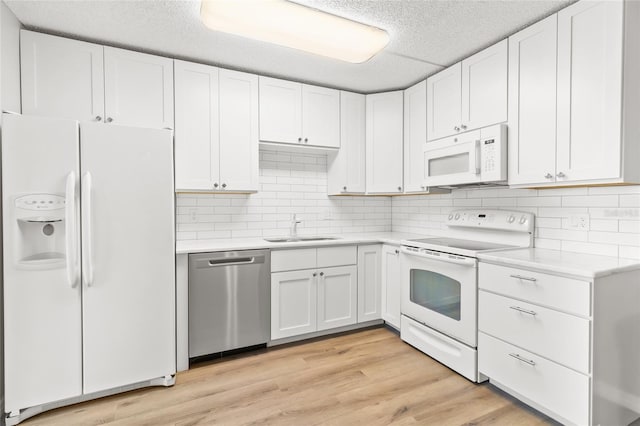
<box><xmin>22</xmin><ymin>327</ymin><xmax>554</xmax><ymax>426</ymax></box>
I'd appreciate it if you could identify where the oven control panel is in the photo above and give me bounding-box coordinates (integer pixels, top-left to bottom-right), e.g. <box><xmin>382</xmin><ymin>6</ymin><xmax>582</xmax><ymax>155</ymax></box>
<box><xmin>446</xmin><ymin>209</ymin><xmax>534</xmax><ymax>233</ymax></box>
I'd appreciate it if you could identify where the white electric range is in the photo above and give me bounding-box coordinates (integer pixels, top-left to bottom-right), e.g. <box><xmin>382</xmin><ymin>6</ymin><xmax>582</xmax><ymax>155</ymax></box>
<box><xmin>399</xmin><ymin>209</ymin><xmax>535</xmax><ymax>382</ymax></box>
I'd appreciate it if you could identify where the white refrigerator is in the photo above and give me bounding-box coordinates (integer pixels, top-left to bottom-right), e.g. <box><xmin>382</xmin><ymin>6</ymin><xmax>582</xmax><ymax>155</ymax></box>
<box><xmin>2</xmin><ymin>114</ymin><xmax>176</xmax><ymax>424</ymax></box>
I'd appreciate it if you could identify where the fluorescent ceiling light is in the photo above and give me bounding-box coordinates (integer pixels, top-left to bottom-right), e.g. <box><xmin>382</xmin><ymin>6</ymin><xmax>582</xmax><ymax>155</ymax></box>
<box><xmin>200</xmin><ymin>0</ymin><xmax>390</xmax><ymax>63</ymax></box>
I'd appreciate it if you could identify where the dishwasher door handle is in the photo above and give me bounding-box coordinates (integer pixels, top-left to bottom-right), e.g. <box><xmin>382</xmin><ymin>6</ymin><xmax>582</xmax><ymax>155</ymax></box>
<box><xmin>202</xmin><ymin>256</ymin><xmax>265</xmax><ymax>268</ymax></box>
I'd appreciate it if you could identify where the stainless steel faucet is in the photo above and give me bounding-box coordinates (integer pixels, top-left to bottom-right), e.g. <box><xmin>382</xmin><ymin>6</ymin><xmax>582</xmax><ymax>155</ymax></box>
<box><xmin>290</xmin><ymin>214</ymin><xmax>302</xmax><ymax>239</ymax></box>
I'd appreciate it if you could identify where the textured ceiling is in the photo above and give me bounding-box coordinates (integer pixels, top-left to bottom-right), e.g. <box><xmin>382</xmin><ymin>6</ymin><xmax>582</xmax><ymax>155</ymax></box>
<box><xmin>5</xmin><ymin>0</ymin><xmax>574</xmax><ymax>93</ymax></box>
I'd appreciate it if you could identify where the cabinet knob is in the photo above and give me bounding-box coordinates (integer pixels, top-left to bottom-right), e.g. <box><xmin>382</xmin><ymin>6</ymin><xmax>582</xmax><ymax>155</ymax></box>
<box><xmin>213</xmin><ymin>182</ymin><xmax>219</xmax><ymax>188</ymax></box>
<box><xmin>304</xmin><ymin>138</ymin><xmax>308</xmax><ymax>143</ymax></box>
<box><xmin>94</xmin><ymin>115</ymin><xmax>102</xmax><ymax>122</ymax></box>
<box><xmin>313</xmin><ymin>272</ymin><xmax>317</xmax><ymax>277</ymax></box>
<box><xmin>398</xmin><ymin>186</ymin><xmax>402</xmax><ymax>192</ymax></box>
<box><xmin>544</xmin><ymin>173</ymin><xmax>553</xmax><ymax>179</ymax></box>
<box><xmin>343</xmin><ymin>186</ymin><xmax>347</xmax><ymax>191</ymax></box>
<box><xmin>319</xmin><ymin>272</ymin><xmax>324</xmax><ymax>277</ymax></box>
<box><xmin>105</xmin><ymin>117</ymin><xmax>113</xmax><ymax>123</ymax></box>
<box><xmin>454</xmin><ymin>126</ymin><xmax>460</xmax><ymax>131</ymax></box>
<box><xmin>298</xmin><ymin>137</ymin><xmax>302</xmax><ymax>143</ymax></box>
<box><xmin>460</xmin><ymin>124</ymin><xmax>467</xmax><ymax>130</ymax></box>
<box><xmin>556</xmin><ymin>172</ymin><xmax>565</xmax><ymax>178</ymax></box>
<box><xmin>395</xmin><ymin>249</ymin><xmax>399</xmax><ymax>255</ymax></box>
<box><xmin>222</xmin><ymin>183</ymin><xmax>227</xmax><ymax>188</ymax></box>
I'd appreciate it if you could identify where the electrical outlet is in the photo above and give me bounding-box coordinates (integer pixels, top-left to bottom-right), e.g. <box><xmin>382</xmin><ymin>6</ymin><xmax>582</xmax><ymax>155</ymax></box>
<box><xmin>188</xmin><ymin>208</ymin><xmax>197</xmax><ymax>223</ymax></box>
<box><xmin>568</xmin><ymin>213</ymin><xmax>590</xmax><ymax>231</ymax></box>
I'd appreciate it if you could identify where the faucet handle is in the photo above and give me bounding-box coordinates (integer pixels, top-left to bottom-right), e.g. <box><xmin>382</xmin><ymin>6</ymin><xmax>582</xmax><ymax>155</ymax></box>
<box><xmin>293</xmin><ymin>213</ymin><xmax>302</xmax><ymax>223</ymax></box>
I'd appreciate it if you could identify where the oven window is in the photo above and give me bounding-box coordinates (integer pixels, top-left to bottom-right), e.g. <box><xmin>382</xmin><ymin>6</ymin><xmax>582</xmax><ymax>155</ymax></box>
<box><xmin>428</xmin><ymin>153</ymin><xmax>469</xmax><ymax>177</ymax></box>
<box><xmin>410</xmin><ymin>269</ymin><xmax>461</xmax><ymax>321</ymax></box>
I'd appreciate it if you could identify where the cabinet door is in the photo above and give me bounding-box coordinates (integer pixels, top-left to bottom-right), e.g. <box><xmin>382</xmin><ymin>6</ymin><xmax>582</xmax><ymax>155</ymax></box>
<box><xmin>259</xmin><ymin>77</ymin><xmax>302</xmax><ymax>144</ymax></box>
<box><xmin>174</xmin><ymin>60</ymin><xmax>219</xmax><ymax>191</ymax></box>
<box><xmin>461</xmin><ymin>40</ymin><xmax>508</xmax><ymax>131</ymax></box>
<box><xmin>104</xmin><ymin>47</ymin><xmax>174</xmax><ymax>129</ymax></box>
<box><xmin>302</xmin><ymin>84</ymin><xmax>340</xmax><ymax>148</ymax></box>
<box><xmin>20</xmin><ymin>30</ymin><xmax>104</xmax><ymax>123</ymax></box>
<box><xmin>403</xmin><ymin>80</ymin><xmax>428</xmax><ymax>193</ymax></box>
<box><xmin>317</xmin><ymin>265</ymin><xmax>357</xmax><ymax>331</ymax></box>
<box><xmin>357</xmin><ymin>245</ymin><xmax>382</xmax><ymax>322</ymax></box>
<box><xmin>556</xmin><ymin>1</ymin><xmax>623</xmax><ymax>183</ymax></box>
<box><xmin>426</xmin><ymin>63</ymin><xmax>461</xmax><ymax>141</ymax></box>
<box><xmin>219</xmin><ymin>69</ymin><xmax>259</xmax><ymax>192</ymax></box>
<box><xmin>328</xmin><ymin>91</ymin><xmax>366</xmax><ymax>195</ymax></box>
<box><xmin>508</xmin><ymin>16</ymin><xmax>558</xmax><ymax>186</ymax></box>
<box><xmin>271</xmin><ymin>270</ymin><xmax>317</xmax><ymax>339</ymax></box>
<box><xmin>366</xmin><ymin>91</ymin><xmax>404</xmax><ymax>194</ymax></box>
<box><xmin>380</xmin><ymin>245</ymin><xmax>401</xmax><ymax>329</ymax></box>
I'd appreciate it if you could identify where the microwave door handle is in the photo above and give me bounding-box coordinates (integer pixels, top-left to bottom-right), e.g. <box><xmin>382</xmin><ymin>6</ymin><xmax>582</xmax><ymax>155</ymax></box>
<box><xmin>474</xmin><ymin>139</ymin><xmax>481</xmax><ymax>175</ymax></box>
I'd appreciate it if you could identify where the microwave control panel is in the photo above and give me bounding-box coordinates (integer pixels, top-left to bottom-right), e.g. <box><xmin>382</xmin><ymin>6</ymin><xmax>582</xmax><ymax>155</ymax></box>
<box><xmin>479</xmin><ymin>125</ymin><xmax>507</xmax><ymax>181</ymax></box>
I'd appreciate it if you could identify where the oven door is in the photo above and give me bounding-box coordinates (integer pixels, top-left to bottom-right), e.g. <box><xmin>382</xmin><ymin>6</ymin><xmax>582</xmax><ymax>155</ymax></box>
<box><xmin>400</xmin><ymin>246</ymin><xmax>477</xmax><ymax>347</ymax></box>
<box><xmin>423</xmin><ymin>130</ymin><xmax>481</xmax><ymax>187</ymax></box>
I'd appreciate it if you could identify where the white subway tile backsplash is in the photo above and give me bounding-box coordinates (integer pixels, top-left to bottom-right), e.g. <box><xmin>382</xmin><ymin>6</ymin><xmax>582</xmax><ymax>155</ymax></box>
<box><xmin>176</xmin><ymin>150</ymin><xmax>640</xmax><ymax>261</ymax></box>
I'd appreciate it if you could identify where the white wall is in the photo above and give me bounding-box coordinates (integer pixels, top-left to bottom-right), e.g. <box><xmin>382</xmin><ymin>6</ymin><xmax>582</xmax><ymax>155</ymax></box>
<box><xmin>392</xmin><ymin>186</ymin><xmax>640</xmax><ymax>260</ymax></box>
<box><xmin>176</xmin><ymin>149</ymin><xmax>391</xmax><ymax>240</ymax></box>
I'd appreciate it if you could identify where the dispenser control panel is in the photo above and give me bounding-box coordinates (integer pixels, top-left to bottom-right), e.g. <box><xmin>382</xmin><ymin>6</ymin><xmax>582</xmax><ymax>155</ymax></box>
<box><xmin>15</xmin><ymin>194</ymin><xmax>65</xmax><ymax>211</ymax></box>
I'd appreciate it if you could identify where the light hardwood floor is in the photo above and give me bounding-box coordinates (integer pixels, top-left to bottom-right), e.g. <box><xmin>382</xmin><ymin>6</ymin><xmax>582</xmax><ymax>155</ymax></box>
<box><xmin>23</xmin><ymin>327</ymin><xmax>555</xmax><ymax>425</ymax></box>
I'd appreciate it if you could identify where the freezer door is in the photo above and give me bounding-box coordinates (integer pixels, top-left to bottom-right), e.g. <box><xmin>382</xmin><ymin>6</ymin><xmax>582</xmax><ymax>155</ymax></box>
<box><xmin>1</xmin><ymin>114</ymin><xmax>82</xmax><ymax>412</ymax></box>
<box><xmin>79</xmin><ymin>123</ymin><xmax>175</xmax><ymax>394</ymax></box>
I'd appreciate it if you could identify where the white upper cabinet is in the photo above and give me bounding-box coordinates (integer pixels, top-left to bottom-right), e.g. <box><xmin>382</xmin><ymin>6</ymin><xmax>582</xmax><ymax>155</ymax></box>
<box><xmin>327</xmin><ymin>91</ymin><xmax>366</xmax><ymax>195</ymax></box>
<box><xmin>556</xmin><ymin>0</ymin><xmax>623</xmax><ymax>183</ymax></box>
<box><xmin>366</xmin><ymin>91</ymin><xmax>404</xmax><ymax>194</ymax></box>
<box><xmin>218</xmin><ymin>69</ymin><xmax>260</xmax><ymax>192</ymax></box>
<box><xmin>509</xmin><ymin>0</ymin><xmax>639</xmax><ymax>187</ymax></box>
<box><xmin>461</xmin><ymin>40</ymin><xmax>508</xmax><ymax>132</ymax></box>
<box><xmin>427</xmin><ymin>40</ymin><xmax>507</xmax><ymax>141</ymax></box>
<box><xmin>403</xmin><ymin>80</ymin><xmax>429</xmax><ymax>193</ymax></box>
<box><xmin>259</xmin><ymin>76</ymin><xmax>340</xmax><ymax>148</ymax></box>
<box><xmin>508</xmin><ymin>15</ymin><xmax>558</xmax><ymax>186</ymax></box>
<box><xmin>20</xmin><ymin>31</ymin><xmax>173</xmax><ymax>129</ymax></box>
<box><xmin>20</xmin><ymin>30</ymin><xmax>105</xmax><ymax>123</ymax></box>
<box><xmin>259</xmin><ymin>77</ymin><xmax>302</xmax><ymax>144</ymax></box>
<box><xmin>103</xmin><ymin>47</ymin><xmax>174</xmax><ymax>129</ymax></box>
<box><xmin>174</xmin><ymin>61</ymin><xmax>258</xmax><ymax>192</ymax></box>
<box><xmin>174</xmin><ymin>60</ymin><xmax>220</xmax><ymax>191</ymax></box>
<box><xmin>426</xmin><ymin>64</ymin><xmax>461</xmax><ymax>141</ymax></box>
<box><xmin>301</xmin><ymin>84</ymin><xmax>340</xmax><ymax>148</ymax></box>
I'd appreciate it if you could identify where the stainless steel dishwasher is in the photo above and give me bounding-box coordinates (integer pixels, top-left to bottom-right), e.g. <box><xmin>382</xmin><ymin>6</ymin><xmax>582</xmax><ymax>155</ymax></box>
<box><xmin>188</xmin><ymin>249</ymin><xmax>270</xmax><ymax>358</ymax></box>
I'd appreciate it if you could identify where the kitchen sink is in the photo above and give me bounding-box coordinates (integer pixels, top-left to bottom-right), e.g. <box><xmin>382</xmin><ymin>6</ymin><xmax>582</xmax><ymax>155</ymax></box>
<box><xmin>264</xmin><ymin>236</ymin><xmax>341</xmax><ymax>243</ymax></box>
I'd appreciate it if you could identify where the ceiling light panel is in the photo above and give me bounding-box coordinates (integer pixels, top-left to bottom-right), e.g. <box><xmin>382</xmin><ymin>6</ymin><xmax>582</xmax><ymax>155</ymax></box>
<box><xmin>200</xmin><ymin>0</ymin><xmax>390</xmax><ymax>63</ymax></box>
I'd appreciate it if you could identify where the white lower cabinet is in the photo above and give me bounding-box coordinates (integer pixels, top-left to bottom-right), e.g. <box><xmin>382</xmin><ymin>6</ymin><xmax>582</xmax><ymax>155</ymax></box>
<box><xmin>271</xmin><ymin>270</ymin><xmax>317</xmax><ymax>339</ymax></box>
<box><xmin>357</xmin><ymin>245</ymin><xmax>382</xmax><ymax>322</ymax></box>
<box><xmin>317</xmin><ymin>265</ymin><xmax>358</xmax><ymax>331</ymax></box>
<box><xmin>381</xmin><ymin>244</ymin><xmax>401</xmax><ymax>329</ymax></box>
<box><xmin>270</xmin><ymin>247</ymin><xmax>357</xmax><ymax>340</ymax></box>
<box><xmin>478</xmin><ymin>260</ymin><xmax>640</xmax><ymax>426</ymax></box>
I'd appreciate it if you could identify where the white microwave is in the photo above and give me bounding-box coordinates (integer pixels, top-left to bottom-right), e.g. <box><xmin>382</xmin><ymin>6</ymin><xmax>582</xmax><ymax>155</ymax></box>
<box><xmin>422</xmin><ymin>124</ymin><xmax>506</xmax><ymax>187</ymax></box>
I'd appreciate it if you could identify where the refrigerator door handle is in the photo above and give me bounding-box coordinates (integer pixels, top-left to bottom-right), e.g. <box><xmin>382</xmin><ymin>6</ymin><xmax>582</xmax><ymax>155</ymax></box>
<box><xmin>65</xmin><ymin>171</ymin><xmax>79</xmax><ymax>288</ymax></box>
<box><xmin>82</xmin><ymin>172</ymin><xmax>94</xmax><ymax>287</ymax></box>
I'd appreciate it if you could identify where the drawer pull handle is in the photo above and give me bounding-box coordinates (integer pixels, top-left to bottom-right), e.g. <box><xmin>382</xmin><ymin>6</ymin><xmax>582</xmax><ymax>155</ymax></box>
<box><xmin>509</xmin><ymin>353</ymin><xmax>536</xmax><ymax>366</ymax></box>
<box><xmin>510</xmin><ymin>274</ymin><xmax>537</xmax><ymax>282</ymax></box>
<box><xmin>509</xmin><ymin>306</ymin><xmax>537</xmax><ymax>316</ymax></box>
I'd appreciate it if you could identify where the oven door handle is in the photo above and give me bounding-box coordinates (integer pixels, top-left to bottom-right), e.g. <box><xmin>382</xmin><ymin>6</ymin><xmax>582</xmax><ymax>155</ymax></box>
<box><xmin>401</xmin><ymin>246</ymin><xmax>477</xmax><ymax>267</ymax></box>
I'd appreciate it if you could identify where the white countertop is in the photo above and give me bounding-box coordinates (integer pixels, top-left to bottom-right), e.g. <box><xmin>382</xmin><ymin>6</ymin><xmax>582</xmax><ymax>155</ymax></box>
<box><xmin>477</xmin><ymin>248</ymin><xmax>640</xmax><ymax>279</ymax></box>
<box><xmin>176</xmin><ymin>232</ymin><xmax>429</xmax><ymax>254</ymax></box>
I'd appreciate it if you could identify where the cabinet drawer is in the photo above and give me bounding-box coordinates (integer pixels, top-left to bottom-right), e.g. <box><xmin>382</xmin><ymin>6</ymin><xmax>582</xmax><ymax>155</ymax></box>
<box><xmin>479</xmin><ymin>291</ymin><xmax>590</xmax><ymax>373</ymax></box>
<box><xmin>479</xmin><ymin>262</ymin><xmax>590</xmax><ymax>317</ymax></box>
<box><xmin>479</xmin><ymin>333</ymin><xmax>589</xmax><ymax>426</ymax></box>
<box><xmin>317</xmin><ymin>246</ymin><xmax>357</xmax><ymax>268</ymax></box>
<box><xmin>271</xmin><ymin>249</ymin><xmax>316</xmax><ymax>272</ymax></box>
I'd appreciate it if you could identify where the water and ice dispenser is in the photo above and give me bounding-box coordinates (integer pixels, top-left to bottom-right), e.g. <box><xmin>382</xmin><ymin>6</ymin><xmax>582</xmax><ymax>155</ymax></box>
<box><xmin>14</xmin><ymin>194</ymin><xmax>67</xmax><ymax>268</ymax></box>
